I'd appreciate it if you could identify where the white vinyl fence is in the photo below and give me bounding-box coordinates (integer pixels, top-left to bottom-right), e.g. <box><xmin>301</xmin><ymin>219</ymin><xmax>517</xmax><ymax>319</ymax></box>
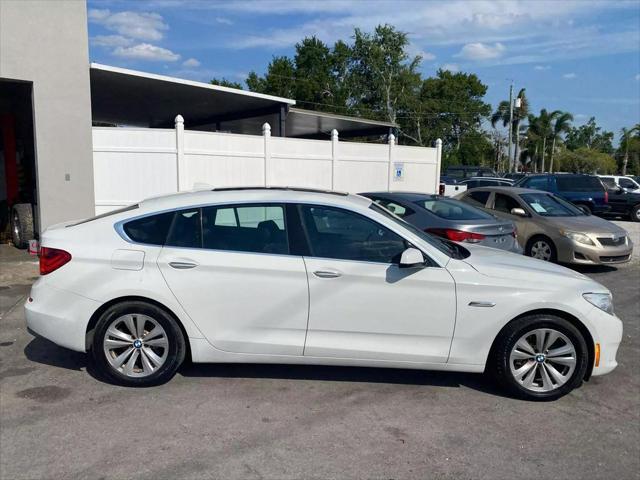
<box><xmin>92</xmin><ymin>115</ymin><xmax>442</xmax><ymax>214</ymax></box>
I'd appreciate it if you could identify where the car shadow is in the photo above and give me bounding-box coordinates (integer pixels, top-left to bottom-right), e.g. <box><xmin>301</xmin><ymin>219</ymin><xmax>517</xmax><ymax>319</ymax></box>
<box><xmin>24</xmin><ymin>335</ymin><xmax>512</xmax><ymax>398</ymax></box>
<box><xmin>564</xmin><ymin>263</ymin><xmax>618</xmax><ymax>274</ymax></box>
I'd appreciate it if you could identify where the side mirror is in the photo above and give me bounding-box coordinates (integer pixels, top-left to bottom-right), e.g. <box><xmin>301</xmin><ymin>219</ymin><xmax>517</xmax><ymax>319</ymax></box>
<box><xmin>399</xmin><ymin>247</ymin><xmax>425</xmax><ymax>268</ymax></box>
<box><xmin>510</xmin><ymin>207</ymin><xmax>527</xmax><ymax>217</ymax></box>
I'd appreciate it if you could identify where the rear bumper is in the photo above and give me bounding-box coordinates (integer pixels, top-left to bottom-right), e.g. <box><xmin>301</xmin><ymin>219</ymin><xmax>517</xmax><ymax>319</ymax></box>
<box><xmin>25</xmin><ymin>279</ymin><xmax>101</xmax><ymax>352</ymax></box>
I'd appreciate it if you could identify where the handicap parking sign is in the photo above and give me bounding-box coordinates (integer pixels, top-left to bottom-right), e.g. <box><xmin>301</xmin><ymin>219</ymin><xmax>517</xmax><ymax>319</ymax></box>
<box><xmin>393</xmin><ymin>163</ymin><xmax>404</xmax><ymax>181</ymax></box>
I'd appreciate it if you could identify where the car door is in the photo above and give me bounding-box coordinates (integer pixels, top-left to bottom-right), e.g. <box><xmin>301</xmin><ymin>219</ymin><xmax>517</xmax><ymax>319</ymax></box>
<box><xmin>157</xmin><ymin>204</ymin><xmax>309</xmax><ymax>356</ymax></box>
<box><xmin>298</xmin><ymin>204</ymin><xmax>456</xmax><ymax>363</ymax></box>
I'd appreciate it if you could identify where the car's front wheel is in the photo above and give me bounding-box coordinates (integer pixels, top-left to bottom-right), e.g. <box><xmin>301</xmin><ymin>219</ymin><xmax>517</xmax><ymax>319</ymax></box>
<box><xmin>490</xmin><ymin>314</ymin><xmax>589</xmax><ymax>401</ymax></box>
<box><xmin>526</xmin><ymin>236</ymin><xmax>557</xmax><ymax>262</ymax></box>
<box><xmin>91</xmin><ymin>301</ymin><xmax>186</xmax><ymax>387</ymax></box>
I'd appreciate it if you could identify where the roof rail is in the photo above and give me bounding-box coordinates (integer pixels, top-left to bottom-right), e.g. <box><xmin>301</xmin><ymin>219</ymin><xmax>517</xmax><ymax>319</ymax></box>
<box><xmin>211</xmin><ymin>186</ymin><xmax>349</xmax><ymax>196</ymax></box>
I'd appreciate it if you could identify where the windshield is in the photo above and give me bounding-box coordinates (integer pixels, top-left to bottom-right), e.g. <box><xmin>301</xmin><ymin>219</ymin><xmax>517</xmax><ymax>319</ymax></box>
<box><xmin>416</xmin><ymin>198</ymin><xmax>494</xmax><ymax>220</ymax></box>
<box><xmin>519</xmin><ymin>193</ymin><xmax>585</xmax><ymax>217</ymax></box>
<box><xmin>369</xmin><ymin>203</ymin><xmax>468</xmax><ymax>259</ymax></box>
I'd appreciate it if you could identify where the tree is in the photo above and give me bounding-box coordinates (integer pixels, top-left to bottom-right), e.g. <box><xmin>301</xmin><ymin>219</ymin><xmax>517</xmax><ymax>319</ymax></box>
<box><xmin>555</xmin><ymin>147</ymin><xmax>616</xmax><ymax>174</ymax></box>
<box><xmin>620</xmin><ymin>124</ymin><xmax>640</xmax><ymax>175</ymax></box>
<box><xmin>548</xmin><ymin>111</ymin><xmax>573</xmax><ymax>173</ymax></box>
<box><xmin>246</xmin><ymin>56</ymin><xmax>296</xmax><ymax>98</ymax></box>
<box><xmin>526</xmin><ymin>109</ymin><xmax>556</xmax><ymax>172</ymax></box>
<box><xmin>565</xmin><ymin>117</ymin><xmax>614</xmax><ymax>153</ymax></box>
<box><xmin>491</xmin><ymin>88</ymin><xmax>528</xmax><ymax>171</ymax></box>
<box><xmin>210</xmin><ymin>78</ymin><xmax>243</xmax><ymax>89</ymax></box>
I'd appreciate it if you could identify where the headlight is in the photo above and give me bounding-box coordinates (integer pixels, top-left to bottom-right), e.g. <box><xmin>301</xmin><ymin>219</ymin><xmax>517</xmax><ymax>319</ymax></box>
<box><xmin>561</xmin><ymin>230</ymin><xmax>595</xmax><ymax>246</ymax></box>
<box><xmin>583</xmin><ymin>292</ymin><xmax>614</xmax><ymax>315</ymax></box>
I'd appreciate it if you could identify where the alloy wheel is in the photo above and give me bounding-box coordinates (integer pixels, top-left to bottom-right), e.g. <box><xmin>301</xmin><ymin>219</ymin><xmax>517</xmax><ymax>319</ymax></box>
<box><xmin>530</xmin><ymin>240</ymin><xmax>552</xmax><ymax>261</ymax></box>
<box><xmin>103</xmin><ymin>314</ymin><xmax>169</xmax><ymax>377</ymax></box>
<box><xmin>509</xmin><ymin>328</ymin><xmax>577</xmax><ymax>393</ymax></box>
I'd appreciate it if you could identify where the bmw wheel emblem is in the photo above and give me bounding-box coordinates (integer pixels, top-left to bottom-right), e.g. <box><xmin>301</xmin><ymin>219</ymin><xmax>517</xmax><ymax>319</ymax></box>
<box><xmin>133</xmin><ymin>339</ymin><xmax>142</xmax><ymax>349</ymax></box>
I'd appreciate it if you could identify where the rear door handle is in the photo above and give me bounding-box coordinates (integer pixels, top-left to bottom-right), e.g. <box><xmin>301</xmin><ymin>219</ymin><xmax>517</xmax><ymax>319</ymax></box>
<box><xmin>313</xmin><ymin>270</ymin><xmax>342</xmax><ymax>279</ymax></box>
<box><xmin>169</xmin><ymin>261</ymin><xmax>198</xmax><ymax>269</ymax></box>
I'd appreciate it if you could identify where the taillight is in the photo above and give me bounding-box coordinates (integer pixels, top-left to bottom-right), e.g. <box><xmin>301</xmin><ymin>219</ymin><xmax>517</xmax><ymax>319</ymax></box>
<box><xmin>426</xmin><ymin>228</ymin><xmax>486</xmax><ymax>243</ymax></box>
<box><xmin>604</xmin><ymin>190</ymin><xmax>608</xmax><ymax>204</ymax></box>
<box><xmin>39</xmin><ymin>247</ymin><xmax>72</xmax><ymax>275</ymax></box>
<box><xmin>439</xmin><ymin>183</ymin><xmax>446</xmax><ymax>196</ymax></box>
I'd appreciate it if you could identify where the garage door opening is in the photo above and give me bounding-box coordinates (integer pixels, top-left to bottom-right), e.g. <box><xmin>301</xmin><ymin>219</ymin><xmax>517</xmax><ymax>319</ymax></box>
<box><xmin>0</xmin><ymin>79</ymin><xmax>38</xmax><ymax>248</ymax></box>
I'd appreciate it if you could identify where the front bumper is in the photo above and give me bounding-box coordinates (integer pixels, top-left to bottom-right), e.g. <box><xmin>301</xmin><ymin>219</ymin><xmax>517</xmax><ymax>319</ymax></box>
<box><xmin>25</xmin><ymin>279</ymin><xmax>101</xmax><ymax>352</ymax></box>
<box><xmin>586</xmin><ymin>306</ymin><xmax>623</xmax><ymax>376</ymax></box>
<box><xmin>555</xmin><ymin>235</ymin><xmax>633</xmax><ymax>265</ymax></box>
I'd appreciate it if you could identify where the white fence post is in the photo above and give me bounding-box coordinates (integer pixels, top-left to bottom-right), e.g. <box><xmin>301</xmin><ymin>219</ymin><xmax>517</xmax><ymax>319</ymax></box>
<box><xmin>435</xmin><ymin>138</ymin><xmax>443</xmax><ymax>193</ymax></box>
<box><xmin>263</xmin><ymin>122</ymin><xmax>271</xmax><ymax>187</ymax></box>
<box><xmin>387</xmin><ymin>133</ymin><xmax>396</xmax><ymax>191</ymax></box>
<box><xmin>175</xmin><ymin>114</ymin><xmax>185</xmax><ymax>191</ymax></box>
<box><xmin>331</xmin><ymin>129</ymin><xmax>339</xmax><ymax>190</ymax></box>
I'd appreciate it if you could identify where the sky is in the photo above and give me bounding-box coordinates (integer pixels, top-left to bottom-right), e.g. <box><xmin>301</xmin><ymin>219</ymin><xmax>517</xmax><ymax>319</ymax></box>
<box><xmin>86</xmin><ymin>0</ymin><xmax>640</xmax><ymax>143</ymax></box>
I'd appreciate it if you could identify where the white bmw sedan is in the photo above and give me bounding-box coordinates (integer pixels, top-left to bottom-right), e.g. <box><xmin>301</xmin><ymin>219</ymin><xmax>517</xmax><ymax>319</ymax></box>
<box><xmin>25</xmin><ymin>188</ymin><xmax>622</xmax><ymax>400</ymax></box>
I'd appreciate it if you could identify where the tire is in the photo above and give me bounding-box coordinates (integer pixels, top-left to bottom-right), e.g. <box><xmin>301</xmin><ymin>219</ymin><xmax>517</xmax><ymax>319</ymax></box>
<box><xmin>91</xmin><ymin>301</ymin><xmax>186</xmax><ymax>387</ymax></box>
<box><xmin>489</xmin><ymin>314</ymin><xmax>589</xmax><ymax>401</ymax></box>
<box><xmin>631</xmin><ymin>204</ymin><xmax>640</xmax><ymax>223</ymax></box>
<box><xmin>10</xmin><ymin>203</ymin><xmax>34</xmax><ymax>249</ymax></box>
<box><xmin>525</xmin><ymin>235</ymin><xmax>557</xmax><ymax>263</ymax></box>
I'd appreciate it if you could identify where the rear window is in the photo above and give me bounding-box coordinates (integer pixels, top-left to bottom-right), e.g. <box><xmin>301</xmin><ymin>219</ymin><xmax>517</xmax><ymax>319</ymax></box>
<box><xmin>556</xmin><ymin>176</ymin><xmax>604</xmax><ymax>192</ymax></box>
<box><xmin>123</xmin><ymin>211</ymin><xmax>173</xmax><ymax>245</ymax></box>
<box><xmin>417</xmin><ymin>198</ymin><xmax>493</xmax><ymax>220</ymax></box>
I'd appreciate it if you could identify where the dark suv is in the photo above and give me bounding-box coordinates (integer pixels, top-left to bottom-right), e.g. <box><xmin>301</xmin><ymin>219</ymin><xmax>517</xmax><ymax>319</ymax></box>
<box><xmin>515</xmin><ymin>174</ymin><xmax>610</xmax><ymax>215</ymax></box>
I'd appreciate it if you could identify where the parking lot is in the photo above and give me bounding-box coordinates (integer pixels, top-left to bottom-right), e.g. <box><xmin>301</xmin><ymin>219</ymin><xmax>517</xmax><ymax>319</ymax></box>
<box><xmin>1</xmin><ymin>223</ymin><xmax>639</xmax><ymax>480</ymax></box>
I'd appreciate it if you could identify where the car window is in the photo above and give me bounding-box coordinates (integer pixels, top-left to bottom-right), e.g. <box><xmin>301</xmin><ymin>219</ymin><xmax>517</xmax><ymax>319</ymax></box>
<box><xmin>619</xmin><ymin>178</ymin><xmax>637</xmax><ymax>189</ymax></box>
<box><xmin>123</xmin><ymin>211</ymin><xmax>174</xmax><ymax>245</ymax></box>
<box><xmin>492</xmin><ymin>193</ymin><xmax>521</xmax><ymax>214</ymax></box>
<box><xmin>520</xmin><ymin>193</ymin><xmax>584</xmax><ymax>217</ymax></box>
<box><xmin>202</xmin><ymin>204</ymin><xmax>288</xmax><ymax>255</ymax></box>
<box><xmin>601</xmin><ymin>177</ymin><xmax>616</xmax><ymax>188</ymax></box>
<box><xmin>417</xmin><ymin>198</ymin><xmax>494</xmax><ymax>220</ymax></box>
<box><xmin>556</xmin><ymin>176</ymin><xmax>603</xmax><ymax>192</ymax></box>
<box><xmin>373</xmin><ymin>199</ymin><xmax>413</xmax><ymax>218</ymax></box>
<box><xmin>300</xmin><ymin>205</ymin><xmax>407</xmax><ymax>263</ymax></box>
<box><xmin>463</xmin><ymin>191</ymin><xmax>490</xmax><ymax>207</ymax></box>
<box><xmin>165</xmin><ymin>208</ymin><xmax>202</xmax><ymax>248</ymax></box>
<box><xmin>522</xmin><ymin>176</ymin><xmax>549</xmax><ymax>190</ymax></box>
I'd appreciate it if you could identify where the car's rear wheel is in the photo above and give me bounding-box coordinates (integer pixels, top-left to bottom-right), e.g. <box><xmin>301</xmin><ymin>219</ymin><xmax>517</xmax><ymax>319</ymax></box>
<box><xmin>91</xmin><ymin>301</ymin><xmax>186</xmax><ymax>387</ymax></box>
<box><xmin>490</xmin><ymin>315</ymin><xmax>589</xmax><ymax>401</ymax></box>
<box><xmin>526</xmin><ymin>236</ymin><xmax>557</xmax><ymax>262</ymax></box>
<box><xmin>631</xmin><ymin>204</ymin><xmax>640</xmax><ymax>222</ymax></box>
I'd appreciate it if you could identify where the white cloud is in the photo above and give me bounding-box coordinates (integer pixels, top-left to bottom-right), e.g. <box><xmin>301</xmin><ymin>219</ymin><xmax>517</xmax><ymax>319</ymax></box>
<box><xmin>215</xmin><ymin>16</ymin><xmax>233</xmax><ymax>25</ymax></box>
<box><xmin>441</xmin><ymin>63</ymin><xmax>460</xmax><ymax>72</ymax></box>
<box><xmin>534</xmin><ymin>65</ymin><xmax>551</xmax><ymax>70</ymax></box>
<box><xmin>90</xmin><ymin>35</ymin><xmax>133</xmax><ymax>47</ymax></box>
<box><xmin>88</xmin><ymin>9</ymin><xmax>168</xmax><ymax>41</ymax></box>
<box><xmin>418</xmin><ymin>50</ymin><xmax>436</xmax><ymax>61</ymax></box>
<box><xmin>113</xmin><ymin>43</ymin><xmax>180</xmax><ymax>62</ymax></box>
<box><xmin>636</xmin><ymin>74</ymin><xmax>640</xmax><ymax>81</ymax></box>
<box><xmin>563</xmin><ymin>72</ymin><xmax>577</xmax><ymax>79</ymax></box>
<box><xmin>182</xmin><ymin>58</ymin><xmax>201</xmax><ymax>67</ymax></box>
<box><xmin>455</xmin><ymin>42</ymin><xmax>505</xmax><ymax>60</ymax></box>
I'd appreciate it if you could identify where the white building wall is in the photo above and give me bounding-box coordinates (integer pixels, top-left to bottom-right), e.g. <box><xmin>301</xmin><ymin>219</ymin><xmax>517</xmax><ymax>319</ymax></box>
<box><xmin>92</xmin><ymin>120</ymin><xmax>441</xmax><ymax>215</ymax></box>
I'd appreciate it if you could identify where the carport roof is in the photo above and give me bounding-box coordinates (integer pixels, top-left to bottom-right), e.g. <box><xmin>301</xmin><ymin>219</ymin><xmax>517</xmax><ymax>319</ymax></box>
<box><xmin>89</xmin><ymin>63</ymin><xmax>395</xmax><ymax>138</ymax></box>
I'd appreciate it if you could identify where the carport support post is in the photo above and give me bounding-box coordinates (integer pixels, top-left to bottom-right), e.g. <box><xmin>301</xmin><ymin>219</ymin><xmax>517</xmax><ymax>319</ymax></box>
<box><xmin>435</xmin><ymin>138</ymin><xmax>443</xmax><ymax>193</ymax></box>
<box><xmin>331</xmin><ymin>129</ymin><xmax>339</xmax><ymax>190</ymax></box>
<box><xmin>387</xmin><ymin>133</ymin><xmax>396</xmax><ymax>191</ymax></box>
<box><xmin>263</xmin><ymin>123</ymin><xmax>271</xmax><ymax>187</ymax></box>
<box><xmin>175</xmin><ymin>115</ymin><xmax>186</xmax><ymax>191</ymax></box>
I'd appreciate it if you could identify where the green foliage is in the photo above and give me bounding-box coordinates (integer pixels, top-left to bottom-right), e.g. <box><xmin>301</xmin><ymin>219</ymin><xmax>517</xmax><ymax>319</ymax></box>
<box><xmin>246</xmin><ymin>56</ymin><xmax>296</xmax><ymax>98</ymax></box>
<box><xmin>210</xmin><ymin>78</ymin><xmax>243</xmax><ymax>89</ymax></box>
<box><xmin>555</xmin><ymin>147</ymin><xmax>616</xmax><ymax>174</ymax></box>
<box><xmin>565</xmin><ymin>117</ymin><xmax>614</xmax><ymax>153</ymax></box>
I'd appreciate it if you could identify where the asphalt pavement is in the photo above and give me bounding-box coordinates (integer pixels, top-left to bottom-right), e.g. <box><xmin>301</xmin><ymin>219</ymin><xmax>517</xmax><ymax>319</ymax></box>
<box><xmin>1</xmin><ymin>231</ymin><xmax>638</xmax><ymax>480</ymax></box>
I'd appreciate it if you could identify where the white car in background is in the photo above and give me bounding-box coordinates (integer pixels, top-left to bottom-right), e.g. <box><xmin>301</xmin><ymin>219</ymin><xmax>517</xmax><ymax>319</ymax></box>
<box><xmin>599</xmin><ymin>175</ymin><xmax>640</xmax><ymax>192</ymax></box>
<box><xmin>25</xmin><ymin>188</ymin><xmax>622</xmax><ymax>400</ymax></box>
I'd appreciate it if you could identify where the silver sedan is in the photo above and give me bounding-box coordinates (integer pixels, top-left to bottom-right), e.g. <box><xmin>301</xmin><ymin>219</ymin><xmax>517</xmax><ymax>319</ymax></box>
<box><xmin>456</xmin><ymin>186</ymin><xmax>633</xmax><ymax>265</ymax></box>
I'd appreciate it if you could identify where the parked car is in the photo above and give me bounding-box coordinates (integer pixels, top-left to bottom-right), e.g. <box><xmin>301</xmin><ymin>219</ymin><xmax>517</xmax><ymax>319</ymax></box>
<box><xmin>599</xmin><ymin>179</ymin><xmax>640</xmax><ymax>222</ymax></box>
<box><xmin>514</xmin><ymin>174</ymin><xmax>610</xmax><ymax>216</ymax></box>
<box><xmin>457</xmin><ymin>177</ymin><xmax>514</xmax><ymax>189</ymax></box>
<box><xmin>361</xmin><ymin>191</ymin><xmax>521</xmax><ymax>253</ymax></box>
<box><xmin>443</xmin><ymin>165</ymin><xmax>496</xmax><ymax>180</ymax></box>
<box><xmin>456</xmin><ymin>186</ymin><xmax>633</xmax><ymax>265</ymax></box>
<box><xmin>599</xmin><ymin>175</ymin><xmax>640</xmax><ymax>192</ymax></box>
<box><xmin>503</xmin><ymin>172</ymin><xmax>528</xmax><ymax>181</ymax></box>
<box><xmin>26</xmin><ymin>187</ymin><xmax>621</xmax><ymax>400</ymax></box>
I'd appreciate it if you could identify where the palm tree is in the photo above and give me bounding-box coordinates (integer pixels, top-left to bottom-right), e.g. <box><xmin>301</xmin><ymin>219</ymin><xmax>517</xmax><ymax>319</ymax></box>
<box><xmin>620</xmin><ymin>124</ymin><xmax>640</xmax><ymax>175</ymax></box>
<box><xmin>491</xmin><ymin>88</ymin><xmax>528</xmax><ymax>172</ymax></box>
<box><xmin>548</xmin><ymin>112</ymin><xmax>573</xmax><ymax>173</ymax></box>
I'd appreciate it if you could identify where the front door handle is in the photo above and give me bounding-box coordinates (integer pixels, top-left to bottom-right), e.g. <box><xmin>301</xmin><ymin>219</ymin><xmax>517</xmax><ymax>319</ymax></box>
<box><xmin>169</xmin><ymin>261</ymin><xmax>198</xmax><ymax>269</ymax></box>
<box><xmin>313</xmin><ymin>270</ymin><xmax>342</xmax><ymax>279</ymax></box>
